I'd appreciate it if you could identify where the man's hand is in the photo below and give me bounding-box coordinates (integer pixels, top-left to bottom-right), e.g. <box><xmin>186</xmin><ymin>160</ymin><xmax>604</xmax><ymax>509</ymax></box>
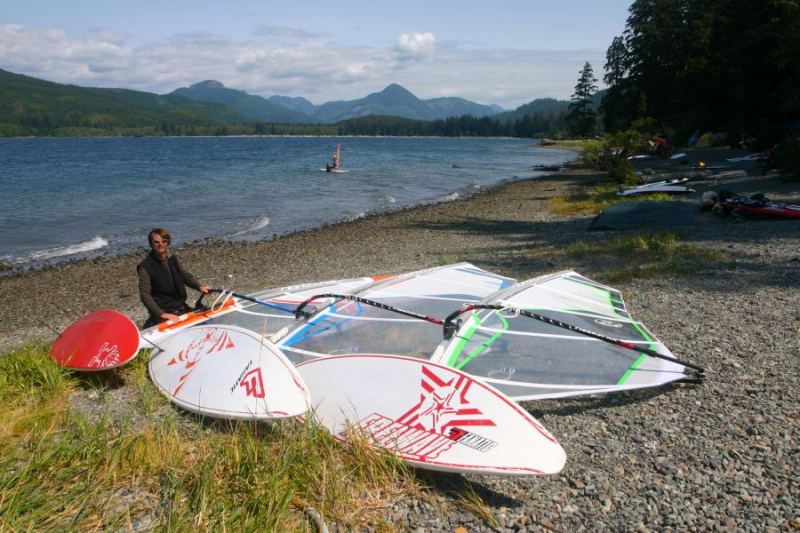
<box><xmin>161</xmin><ymin>313</ymin><xmax>180</xmax><ymax>323</ymax></box>
<box><xmin>199</xmin><ymin>285</ymin><xmax>211</xmax><ymax>294</ymax></box>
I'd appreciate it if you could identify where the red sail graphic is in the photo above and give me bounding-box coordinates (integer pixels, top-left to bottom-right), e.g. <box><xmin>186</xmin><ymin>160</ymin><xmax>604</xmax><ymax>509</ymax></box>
<box><xmin>171</xmin><ymin>329</ymin><xmax>236</xmax><ymax>395</ymax></box>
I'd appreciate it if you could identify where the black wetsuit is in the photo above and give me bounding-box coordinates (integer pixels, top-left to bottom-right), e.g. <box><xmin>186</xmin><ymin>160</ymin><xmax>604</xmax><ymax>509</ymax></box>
<box><xmin>137</xmin><ymin>251</ymin><xmax>201</xmax><ymax>328</ymax></box>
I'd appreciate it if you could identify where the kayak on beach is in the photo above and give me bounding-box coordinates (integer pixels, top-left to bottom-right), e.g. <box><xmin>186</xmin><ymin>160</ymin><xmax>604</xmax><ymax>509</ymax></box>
<box><xmin>713</xmin><ymin>193</ymin><xmax>800</xmax><ymax>219</ymax></box>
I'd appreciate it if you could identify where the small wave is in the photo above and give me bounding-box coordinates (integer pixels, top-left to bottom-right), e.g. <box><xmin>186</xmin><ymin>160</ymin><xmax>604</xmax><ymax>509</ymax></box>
<box><xmin>230</xmin><ymin>215</ymin><xmax>271</xmax><ymax>237</ymax></box>
<box><xmin>29</xmin><ymin>236</ymin><xmax>109</xmax><ymax>261</ymax></box>
<box><xmin>439</xmin><ymin>192</ymin><xmax>460</xmax><ymax>202</ymax></box>
<box><xmin>345</xmin><ymin>211</ymin><xmax>367</xmax><ymax>222</ymax></box>
<box><xmin>380</xmin><ymin>195</ymin><xmax>397</xmax><ymax>204</ymax></box>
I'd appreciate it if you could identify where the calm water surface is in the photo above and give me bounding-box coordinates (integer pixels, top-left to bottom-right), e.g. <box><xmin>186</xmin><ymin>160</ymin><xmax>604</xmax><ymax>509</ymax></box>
<box><xmin>0</xmin><ymin>136</ymin><xmax>574</xmax><ymax>268</ymax></box>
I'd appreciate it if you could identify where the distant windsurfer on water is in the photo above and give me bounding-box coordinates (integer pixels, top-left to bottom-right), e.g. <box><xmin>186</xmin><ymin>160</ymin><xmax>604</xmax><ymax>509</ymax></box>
<box><xmin>325</xmin><ymin>144</ymin><xmax>341</xmax><ymax>172</ymax></box>
<box><xmin>137</xmin><ymin>228</ymin><xmax>210</xmax><ymax>328</ymax></box>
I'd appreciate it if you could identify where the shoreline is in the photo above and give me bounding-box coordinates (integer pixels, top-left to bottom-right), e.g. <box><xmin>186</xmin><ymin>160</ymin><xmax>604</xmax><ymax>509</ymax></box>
<box><xmin>0</xmin><ymin>138</ymin><xmax>574</xmax><ymax>273</ymax></box>
<box><xmin>0</xmin><ymin>166</ymin><xmax>590</xmax><ymax>349</ymax></box>
<box><xmin>0</xmin><ymin>148</ymin><xmax>575</xmax><ymax>276</ymax></box>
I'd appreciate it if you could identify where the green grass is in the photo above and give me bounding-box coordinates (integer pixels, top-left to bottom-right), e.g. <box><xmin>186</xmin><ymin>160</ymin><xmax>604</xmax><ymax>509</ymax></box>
<box><xmin>545</xmin><ymin>139</ymin><xmax>602</xmax><ymax>150</ymax></box>
<box><xmin>566</xmin><ymin>233</ymin><xmax>726</xmax><ymax>281</ymax></box>
<box><xmin>0</xmin><ymin>341</ymin><xmax>75</xmax><ymax>403</ymax></box>
<box><xmin>548</xmin><ymin>183</ymin><xmax>673</xmax><ymax>217</ymax></box>
<box><xmin>1</xmin><ymin>344</ymin><xmax>470</xmax><ymax>530</ymax></box>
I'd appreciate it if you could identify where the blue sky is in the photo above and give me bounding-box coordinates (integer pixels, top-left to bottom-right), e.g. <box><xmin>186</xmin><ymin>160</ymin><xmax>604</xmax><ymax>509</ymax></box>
<box><xmin>0</xmin><ymin>1</ymin><xmax>633</xmax><ymax>108</ymax></box>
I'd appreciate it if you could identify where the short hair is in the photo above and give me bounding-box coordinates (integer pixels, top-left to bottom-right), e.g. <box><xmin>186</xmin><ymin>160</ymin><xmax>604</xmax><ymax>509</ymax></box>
<box><xmin>148</xmin><ymin>228</ymin><xmax>171</xmax><ymax>245</ymax></box>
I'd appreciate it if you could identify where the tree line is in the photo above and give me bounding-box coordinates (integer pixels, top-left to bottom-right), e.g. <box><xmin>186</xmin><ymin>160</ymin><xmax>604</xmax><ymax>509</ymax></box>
<box><xmin>336</xmin><ymin>113</ymin><xmax>566</xmax><ymax>138</ymax></box>
<box><xmin>1</xmin><ymin>112</ymin><xmax>568</xmax><ymax>139</ymax></box>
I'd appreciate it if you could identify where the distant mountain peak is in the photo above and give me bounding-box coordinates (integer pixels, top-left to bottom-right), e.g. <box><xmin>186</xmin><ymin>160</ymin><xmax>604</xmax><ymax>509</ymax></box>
<box><xmin>378</xmin><ymin>83</ymin><xmax>414</xmax><ymax>97</ymax></box>
<box><xmin>172</xmin><ymin>80</ymin><xmax>314</xmax><ymax>123</ymax></box>
<box><xmin>191</xmin><ymin>80</ymin><xmax>226</xmax><ymax>90</ymax></box>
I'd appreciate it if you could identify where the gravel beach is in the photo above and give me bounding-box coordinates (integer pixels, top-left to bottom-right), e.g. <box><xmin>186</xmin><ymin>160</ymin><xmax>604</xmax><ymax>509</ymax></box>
<box><xmin>1</xmin><ymin>159</ymin><xmax>798</xmax><ymax>530</ymax></box>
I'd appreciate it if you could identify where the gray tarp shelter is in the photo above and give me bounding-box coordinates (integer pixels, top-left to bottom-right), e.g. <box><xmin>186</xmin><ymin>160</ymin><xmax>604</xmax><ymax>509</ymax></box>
<box><xmin>589</xmin><ymin>201</ymin><xmax>703</xmax><ymax>231</ymax></box>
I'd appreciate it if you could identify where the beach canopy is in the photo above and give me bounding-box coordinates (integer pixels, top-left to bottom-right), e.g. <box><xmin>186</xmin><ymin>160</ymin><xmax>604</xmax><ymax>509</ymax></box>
<box><xmin>589</xmin><ymin>200</ymin><xmax>703</xmax><ymax>231</ymax></box>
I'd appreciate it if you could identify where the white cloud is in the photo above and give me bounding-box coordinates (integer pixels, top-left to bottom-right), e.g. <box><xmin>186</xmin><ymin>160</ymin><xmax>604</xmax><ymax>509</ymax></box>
<box><xmin>252</xmin><ymin>25</ymin><xmax>324</xmax><ymax>40</ymax></box>
<box><xmin>393</xmin><ymin>32</ymin><xmax>435</xmax><ymax>61</ymax></box>
<box><xmin>85</xmin><ymin>28</ymin><xmax>128</xmax><ymax>46</ymax></box>
<box><xmin>0</xmin><ymin>24</ymin><xmax>604</xmax><ymax>108</ymax></box>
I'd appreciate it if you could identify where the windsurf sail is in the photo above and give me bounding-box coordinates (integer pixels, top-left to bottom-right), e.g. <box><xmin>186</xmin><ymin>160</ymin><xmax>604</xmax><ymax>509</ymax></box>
<box><xmin>431</xmin><ymin>271</ymin><xmax>699</xmax><ymax>401</ymax></box>
<box><xmin>201</xmin><ymin>276</ymin><xmax>383</xmax><ymax>337</ymax></box>
<box><xmin>188</xmin><ymin>264</ymin><xmax>699</xmax><ymax>403</ymax></box>
<box><xmin>271</xmin><ymin>263</ymin><xmax>515</xmax><ymax>364</ymax></box>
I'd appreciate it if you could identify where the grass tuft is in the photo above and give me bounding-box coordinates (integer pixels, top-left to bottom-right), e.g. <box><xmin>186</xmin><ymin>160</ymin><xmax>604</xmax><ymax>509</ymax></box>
<box><xmin>453</xmin><ymin>482</ymin><xmax>500</xmax><ymax>528</ymax></box>
<box><xmin>0</xmin><ymin>341</ymin><xmax>75</xmax><ymax>403</ymax></box>
<box><xmin>566</xmin><ymin>233</ymin><xmax>726</xmax><ymax>281</ymax></box>
<box><xmin>548</xmin><ymin>183</ymin><xmax>673</xmax><ymax>217</ymax></box>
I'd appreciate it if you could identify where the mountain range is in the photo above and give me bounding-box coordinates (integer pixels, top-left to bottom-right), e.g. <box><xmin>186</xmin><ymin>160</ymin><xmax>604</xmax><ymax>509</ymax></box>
<box><xmin>171</xmin><ymin>81</ymin><xmax>504</xmax><ymax>123</ymax></box>
<box><xmin>0</xmin><ymin>67</ymin><xmax>580</xmax><ymax>136</ymax></box>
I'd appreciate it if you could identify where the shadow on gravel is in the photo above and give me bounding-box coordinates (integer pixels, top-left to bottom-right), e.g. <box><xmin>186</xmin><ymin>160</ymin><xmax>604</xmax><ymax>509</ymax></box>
<box><xmin>413</xmin><ymin>214</ymin><xmax>800</xmax><ymax>248</ymax></box>
<box><xmin>522</xmin><ymin>381</ymin><xmax>700</xmax><ymax>419</ymax></box>
<box><xmin>412</xmin><ymin>215</ymin><xmax>800</xmax><ymax>290</ymax></box>
<box><xmin>74</xmin><ymin>369</ymin><xmax>127</xmax><ymax>390</ymax></box>
<box><xmin>415</xmin><ymin>470</ymin><xmax>520</xmax><ymax>508</ymax></box>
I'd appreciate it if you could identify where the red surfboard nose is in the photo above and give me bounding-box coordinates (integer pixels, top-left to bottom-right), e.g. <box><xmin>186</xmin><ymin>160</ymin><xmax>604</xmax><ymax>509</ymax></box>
<box><xmin>50</xmin><ymin>309</ymin><xmax>140</xmax><ymax>371</ymax></box>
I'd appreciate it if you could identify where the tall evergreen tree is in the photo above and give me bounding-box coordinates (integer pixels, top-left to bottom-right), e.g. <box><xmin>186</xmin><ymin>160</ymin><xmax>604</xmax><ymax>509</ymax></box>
<box><xmin>603</xmin><ymin>36</ymin><xmax>629</xmax><ymax>87</ymax></box>
<box><xmin>566</xmin><ymin>62</ymin><xmax>598</xmax><ymax>137</ymax></box>
<box><xmin>624</xmin><ymin>0</ymin><xmax>687</xmax><ymax>125</ymax></box>
<box><xmin>601</xmin><ymin>36</ymin><xmax>635</xmax><ymax>131</ymax></box>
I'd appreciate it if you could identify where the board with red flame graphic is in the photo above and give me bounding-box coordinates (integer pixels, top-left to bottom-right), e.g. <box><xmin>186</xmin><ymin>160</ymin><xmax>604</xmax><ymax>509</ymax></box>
<box><xmin>149</xmin><ymin>324</ymin><xmax>310</xmax><ymax>419</ymax></box>
<box><xmin>296</xmin><ymin>354</ymin><xmax>566</xmax><ymax>476</ymax></box>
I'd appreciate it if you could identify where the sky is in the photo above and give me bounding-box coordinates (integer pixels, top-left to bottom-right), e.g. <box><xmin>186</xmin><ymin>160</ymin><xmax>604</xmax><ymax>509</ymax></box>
<box><xmin>0</xmin><ymin>1</ymin><xmax>633</xmax><ymax>109</ymax></box>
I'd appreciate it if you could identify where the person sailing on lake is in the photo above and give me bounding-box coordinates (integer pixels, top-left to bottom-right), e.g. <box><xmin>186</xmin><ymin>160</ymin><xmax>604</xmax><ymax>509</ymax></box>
<box><xmin>325</xmin><ymin>144</ymin><xmax>341</xmax><ymax>172</ymax></box>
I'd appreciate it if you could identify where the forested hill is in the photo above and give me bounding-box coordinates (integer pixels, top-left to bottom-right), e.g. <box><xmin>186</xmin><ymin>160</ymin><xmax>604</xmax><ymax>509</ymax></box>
<box><xmin>171</xmin><ymin>81</ymin><xmax>314</xmax><ymax>124</ymax></box>
<box><xmin>495</xmin><ymin>91</ymin><xmax>605</xmax><ymax>122</ymax></box>
<box><xmin>602</xmin><ymin>0</ymin><xmax>800</xmax><ymax>142</ymax></box>
<box><xmin>0</xmin><ymin>68</ymin><xmax>255</xmax><ymax>136</ymax></box>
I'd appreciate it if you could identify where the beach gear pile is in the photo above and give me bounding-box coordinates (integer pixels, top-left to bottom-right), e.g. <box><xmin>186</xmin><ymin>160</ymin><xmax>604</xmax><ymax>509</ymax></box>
<box><xmin>51</xmin><ymin>263</ymin><xmax>704</xmax><ymax>477</ymax></box>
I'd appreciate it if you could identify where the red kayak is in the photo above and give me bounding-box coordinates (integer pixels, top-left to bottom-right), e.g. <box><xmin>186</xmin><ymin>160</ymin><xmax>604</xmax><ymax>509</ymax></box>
<box><xmin>718</xmin><ymin>196</ymin><xmax>800</xmax><ymax>219</ymax></box>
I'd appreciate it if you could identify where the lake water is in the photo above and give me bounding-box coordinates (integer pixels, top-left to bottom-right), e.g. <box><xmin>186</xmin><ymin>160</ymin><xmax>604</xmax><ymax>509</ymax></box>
<box><xmin>0</xmin><ymin>136</ymin><xmax>574</xmax><ymax>268</ymax></box>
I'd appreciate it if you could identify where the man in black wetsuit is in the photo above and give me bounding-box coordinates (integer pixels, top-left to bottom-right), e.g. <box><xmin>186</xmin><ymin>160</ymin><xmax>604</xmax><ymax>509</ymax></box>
<box><xmin>137</xmin><ymin>228</ymin><xmax>210</xmax><ymax>328</ymax></box>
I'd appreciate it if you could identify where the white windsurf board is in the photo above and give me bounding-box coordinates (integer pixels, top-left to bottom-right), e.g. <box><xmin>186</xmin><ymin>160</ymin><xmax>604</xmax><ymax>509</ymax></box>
<box><xmin>297</xmin><ymin>354</ymin><xmax>566</xmax><ymax>476</ymax></box>
<box><xmin>139</xmin><ymin>297</ymin><xmax>241</xmax><ymax>348</ymax></box>
<box><xmin>618</xmin><ymin>177</ymin><xmax>694</xmax><ymax>196</ymax></box>
<box><xmin>149</xmin><ymin>324</ymin><xmax>310</xmax><ymax>419</ymax></box>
